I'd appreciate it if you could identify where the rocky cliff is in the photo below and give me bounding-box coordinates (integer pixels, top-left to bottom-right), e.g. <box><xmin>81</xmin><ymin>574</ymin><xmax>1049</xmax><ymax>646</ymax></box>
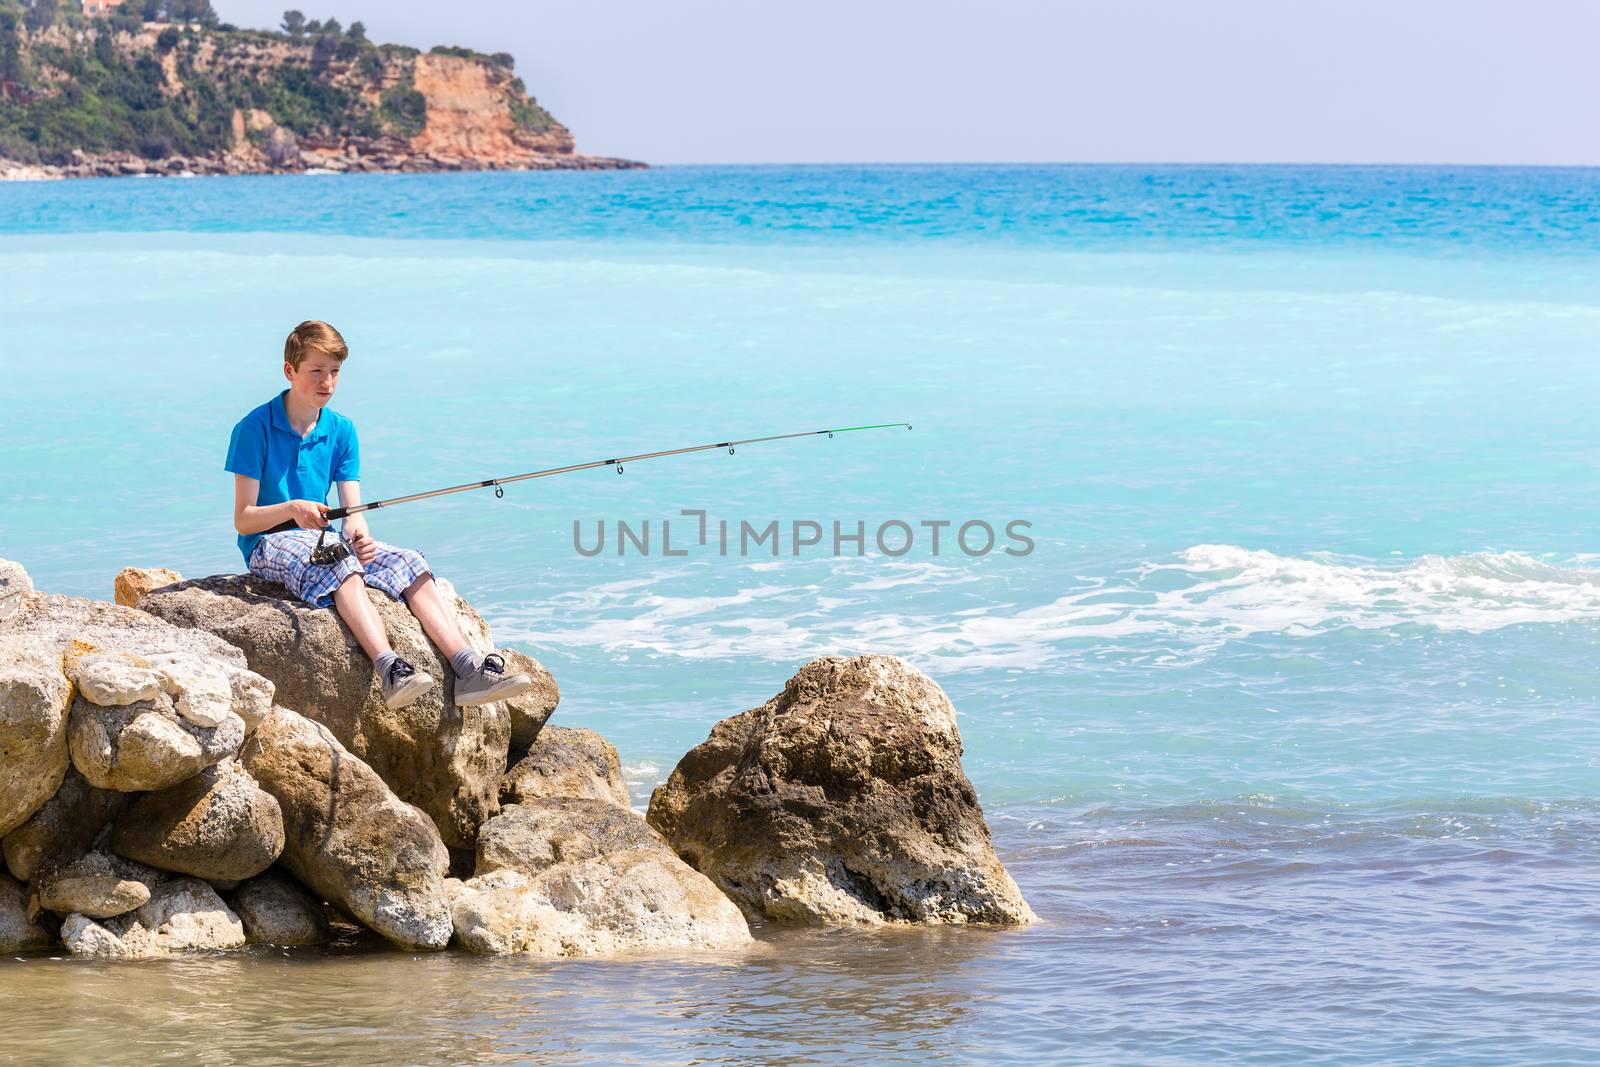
<box><xmin>0</xmin><ymin>13</ymin><xmax>640</xmax><ymax>179</ymax></box>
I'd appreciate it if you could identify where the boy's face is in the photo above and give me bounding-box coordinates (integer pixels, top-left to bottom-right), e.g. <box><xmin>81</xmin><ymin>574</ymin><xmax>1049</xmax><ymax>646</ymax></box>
<box><xmin>283</xmin><ymin>352</ymin><xmax>343</xmax><ymax>409</ymax></box>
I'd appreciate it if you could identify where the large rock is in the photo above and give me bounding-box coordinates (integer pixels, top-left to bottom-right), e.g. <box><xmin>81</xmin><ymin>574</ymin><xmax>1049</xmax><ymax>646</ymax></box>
<box><xmin>501</xmin><ymin>648</ymin><xmax>559</xmax><ymax>751</ymax></box>
<box><xmin>450</xmin><ymin>848</ymin><xmax>752</xmax><ymax>958</ymax></box>
<box><xmin>0</xmin><ymin>558</ymin><xmax>33</xmax><ymax>622</ymax></box>
<box><xmin>2</xmin><ymin>768</ymin><xmax>129</xmax><ymax>882</ymax></box>
<box><xmin>454</xmin><ymin>793</ymin><xmax>751</xmax><ymax>957</ymax></box>
<box><xmin>0</xmin><ymin>871</ymin><xmax>52</xmax><ymax>953</ymax></box>
<box><xmin>111</xmin><ymin>759</ymin><xmax>284</xmax><ymax>881</ymax></box>
<box><xmin>139</xmin><ymin>574</ymin><xmax>518</xmax><ymax>848</ymax></box>
<box><xmin>0</xmin><ymin>637</ymin><xmax>71</xmax><ymax>836</ymax></box>
<box><xmin>68</xmin><ymin>691</ymin><xmax>244</xmax><ymax>792</ymax></box>
<box><xmin>500</xmin><ymin>725</ymin><xmax>630</xmax><ymax>809</ymax></box>
<box><xmin>476</xmin><ymin>797</ymin><xmax>668</xmax><ymax>876</ymax></box>
<box><xmin>239</xmin><ymin>705</ymin><xmax>452</xmax><ymax>951</ymax></box>
<box><xmin>34</xmin><ymin>849</ymin><xmax>164</xmax><ymax>919</ymax></box>
<box><xmin>60</xmin><ymin>877</ymin><xmax>246</xmax><ymax>959</ymax></box>
<box><xmin>230</xmin><ymin>873</ymin><xmax>330</xmax><ymax>946</ymax></box>
<box><xmin>113</xmin><ymin>566</ymin><xmax>184</xmax><ymax>609</ymax></box>
<box><xmin>647</xmin><ymin>655</ymin><xmax>1036</xmax><ymax>926</ymax></box>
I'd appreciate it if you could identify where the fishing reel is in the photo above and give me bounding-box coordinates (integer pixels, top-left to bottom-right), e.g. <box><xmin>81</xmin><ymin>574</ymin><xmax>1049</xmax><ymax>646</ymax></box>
<box><xmin>309</xmin><ymin>527</ymin><xmax>353</xmax><ymax>566</ymax></box>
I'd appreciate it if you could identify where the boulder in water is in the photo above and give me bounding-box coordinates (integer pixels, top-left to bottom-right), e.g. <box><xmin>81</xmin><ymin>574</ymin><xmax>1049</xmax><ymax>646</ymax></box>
<box><xmin>230</xmin><ymin>872</ymin><xmax>331</xmax><ymax>946</ymax></box>
<box><xmin>647</xmin><ymin>655</ymin><xmax>1035</xmax><ymax>926</ymax></box>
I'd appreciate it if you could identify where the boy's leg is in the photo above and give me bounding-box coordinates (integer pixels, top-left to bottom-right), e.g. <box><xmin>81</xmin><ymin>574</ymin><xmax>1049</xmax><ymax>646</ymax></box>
<box><xmin>332</xmin><ymin>572</ymin><xmax>395</xmax><ymax>660</ymax></box>
<box><xmin>249</xmin><ymin>530</ymin><xmax>434</xmax><ymax>709</ymax></box>
<box><xmin>400</xmin><ymin>573</ymin><xmax>470</xmax><ymax>661</ymax></box>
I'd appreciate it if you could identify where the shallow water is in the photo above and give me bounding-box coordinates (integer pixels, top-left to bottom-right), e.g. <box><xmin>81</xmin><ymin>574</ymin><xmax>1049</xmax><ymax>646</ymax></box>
<box><xmin>2</xmin><ymin>165</ymin><xmax>1599</xmax><ymax>1064</ymax></box>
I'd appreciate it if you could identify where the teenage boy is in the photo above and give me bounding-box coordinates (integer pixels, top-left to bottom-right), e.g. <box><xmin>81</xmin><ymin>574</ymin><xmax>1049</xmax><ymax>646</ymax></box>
<box><xmin>226</xmin><ymin>320</ymin><xmax>532</xmax><ymax>710</ymax></box>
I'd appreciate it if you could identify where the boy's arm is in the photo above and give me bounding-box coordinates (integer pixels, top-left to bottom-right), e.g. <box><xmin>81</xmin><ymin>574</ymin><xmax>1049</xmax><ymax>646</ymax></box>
<box><xmin>233</xmin><ymin>475</ymin><xmax>328</xmax><ymax>535</ymax></box>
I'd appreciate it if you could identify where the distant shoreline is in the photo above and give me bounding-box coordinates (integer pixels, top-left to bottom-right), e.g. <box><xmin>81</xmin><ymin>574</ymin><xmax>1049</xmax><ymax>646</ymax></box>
<box><xmin>0</xmin><ymin>152</ymin><xmax>645</xmax><ymax>183</ymax></box>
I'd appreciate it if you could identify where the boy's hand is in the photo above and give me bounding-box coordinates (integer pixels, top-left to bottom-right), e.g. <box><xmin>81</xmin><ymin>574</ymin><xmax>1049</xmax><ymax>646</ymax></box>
<box><xmin>343</xmin><ymin>517</ymin><xmax>378</xmax><ymax>565</ymax></box>
<box><xmin>287</xmin><ymin>500</ymin><xmax>329</xmax><ymax>529</ymax></box>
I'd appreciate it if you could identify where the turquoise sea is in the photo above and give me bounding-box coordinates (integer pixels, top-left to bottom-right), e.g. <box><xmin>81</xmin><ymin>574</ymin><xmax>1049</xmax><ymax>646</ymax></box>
<box><xmin>2</xmin><ymin>165</ymin><xmax>1600</xmax><ymax>1064</ymax></box>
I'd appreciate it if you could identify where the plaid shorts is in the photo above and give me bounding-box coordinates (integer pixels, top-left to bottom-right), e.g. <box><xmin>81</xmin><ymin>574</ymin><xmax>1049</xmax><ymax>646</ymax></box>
<box><xmin>248</xmin><ymin>529</ymin><xmax>432</xmax><ymax>609</ymax></box>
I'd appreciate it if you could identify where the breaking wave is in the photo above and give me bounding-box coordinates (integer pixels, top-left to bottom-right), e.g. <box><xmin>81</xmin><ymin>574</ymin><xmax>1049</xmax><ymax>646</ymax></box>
<box><xmin>492</xmin><ymin>548</ymin><xmax>1600</xmax><ymax>672</ymax></box>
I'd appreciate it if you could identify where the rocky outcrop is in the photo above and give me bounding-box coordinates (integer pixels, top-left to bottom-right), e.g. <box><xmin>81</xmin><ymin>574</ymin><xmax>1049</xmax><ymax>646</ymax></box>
<box><xmin>1</xmin><ymin>24</ymin><xmax>642</xmax><ymax>180</ymax></box>
<box><xmin>501</xmin><ymin>725</ymin><xmax>630</xmax><ymax>809</ymax></box>
<box><xmin>111</xmin><ymin>759</ymin><xmax>285</xmax><ymax>882</ymax></box>
<box><xmin>240</xmin><ymin>705</ymin><xmax>453</xmax><ymax>952</ymax></box>
<box><xmin>140</xmin><ymin>574</ymin><xmax>514</xmax><ymax>849</ymax></box>
<box><xmin>647</xmin><ymin>655</ymin><xmax>1036</xmax><ymax>926</ymax></box>
<box><xmin>1</xmin><ymin>559</ymin><xmax>1031</xmax><ymax>962</ymax></box>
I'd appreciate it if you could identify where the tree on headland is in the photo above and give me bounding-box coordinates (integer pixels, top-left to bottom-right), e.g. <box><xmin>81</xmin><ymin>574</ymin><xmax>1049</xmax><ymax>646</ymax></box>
<box><xmin>348</xmin><ymin>20</ymin><xmax>366</xmax><ymax>42</ymax></box>
<box><xmin>320</xmin><ymin>16</ymin><xmax>340</xmax><ymax>35</ymax></box>
<box><xmin>281</xmin><ymin>9</ymin><xmax>306</xmax><ymax>37</ymax></box>
<box><xmin>139</xmin><ymin>0</ymin><xmax>219</xmax><ymax>24</ymax></box>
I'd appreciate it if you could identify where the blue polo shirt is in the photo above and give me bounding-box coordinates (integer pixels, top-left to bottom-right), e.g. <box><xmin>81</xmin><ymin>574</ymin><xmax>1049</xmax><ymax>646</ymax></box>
<box><xmin>225</xmin><ymin>390</ymin><xmax>360</xmax><ymax>564</ymax></box>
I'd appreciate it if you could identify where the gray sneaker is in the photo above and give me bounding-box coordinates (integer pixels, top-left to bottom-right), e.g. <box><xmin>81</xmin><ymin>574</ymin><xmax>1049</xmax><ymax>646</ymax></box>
<box><xmin>454</xmin><ymin>652</ymin><xmax>533</xmax><ymax>707</ymax></box>
<box><xmin>380</xmin><ymin>657</ymin><xmax>435</xmax><ymax>709</ymax></box>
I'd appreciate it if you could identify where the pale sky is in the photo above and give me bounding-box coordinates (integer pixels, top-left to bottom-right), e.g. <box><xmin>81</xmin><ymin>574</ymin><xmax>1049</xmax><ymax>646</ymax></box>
<box><xmin>217</xmin><ymin>1</ymin><xmax>1600</xmax><ymax>166</ymax></box>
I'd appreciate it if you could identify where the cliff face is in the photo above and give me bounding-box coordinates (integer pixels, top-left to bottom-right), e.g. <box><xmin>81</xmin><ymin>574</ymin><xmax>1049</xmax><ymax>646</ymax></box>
<box><xmin>0</xmin><ymin>18</ymin><xmax>640</xmax><ymax>178</ymax></box>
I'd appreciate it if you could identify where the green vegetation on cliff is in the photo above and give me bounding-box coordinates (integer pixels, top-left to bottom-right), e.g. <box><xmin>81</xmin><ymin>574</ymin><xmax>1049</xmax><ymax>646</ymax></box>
<box><xmin>0</xmin><ymin>3</ymin><xmax>559</xmax><ymax>165</ymax></box>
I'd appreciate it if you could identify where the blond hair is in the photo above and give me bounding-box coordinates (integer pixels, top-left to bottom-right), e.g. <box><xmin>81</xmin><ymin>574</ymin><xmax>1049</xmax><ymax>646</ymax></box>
<box><xmin>283</xmin><ymin>320</ymin><xmax>349</xmax><ymax>369</ymax></box>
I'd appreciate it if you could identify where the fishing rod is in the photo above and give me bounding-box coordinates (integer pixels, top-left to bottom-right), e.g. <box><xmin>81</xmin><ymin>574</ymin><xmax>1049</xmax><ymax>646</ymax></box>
<box><xmin>267</xmin><ymin>421</ymin><xmax>914</xmax><ymax>564</ymax></box>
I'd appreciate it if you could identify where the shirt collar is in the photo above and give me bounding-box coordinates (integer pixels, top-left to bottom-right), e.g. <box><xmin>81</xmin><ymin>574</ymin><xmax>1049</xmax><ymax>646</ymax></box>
<box><xmin>270</xmin><ymin>389</ymin><xmax>329</xmax><ymax>442</ymax></box>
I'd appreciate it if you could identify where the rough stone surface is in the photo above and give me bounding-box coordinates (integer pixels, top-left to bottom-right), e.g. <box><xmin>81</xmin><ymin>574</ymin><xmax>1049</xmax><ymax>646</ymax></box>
<box><xmin>113</xmin><ymin>566</ymin><xmax>184</xmax><ymax>609</ymax></box>
<box><xmin>0</xmin><ymin>637</ymin><xmax>71</xmax><ymax>836</ymax></box>
<box><xmin>647</xmin><ymin>655</ymin><xmax>1036</xmax><ymax>926</ymax></box>
<box><xmin>240</xmin><ymin>705</ymin><xmax>453</xmax><ymax>951</ymax></box>
<box><xmin>68</xmin><ymin>691</ymin><xmax>244</xmax><ymax>792</ymax></box>
<box><xmin>0</xmin><ymin>558</ymin><xmax>33</xmax><ymax>621</ymax></box>
<box><xmin>0</xmin><ymin>871</ymin><xmax>52</xmax><ymax>953</ymax></box>
<box><xmin>2</xmin><ymin>767</ymin><xmax>129</xmax><ymax>882</ymax></box>
<box><xmin>0</xmin><ymin>592</ymin><xmax>249</xmax><ymax>671</ymax></box>
<box><xmin>450</xmin><ymin>848</ymin><xmax>752</xmax><ymax>957</ymax></box>
<box><xmin>476</xmin><ymin>797</ymin><xmax>669</xmax><ymax>877</ymax></box>
<box><xmin>140</xmin><ymin>574</ymin><xmax>513</xmax><ymax>848</ymax></box>
<box><xmin>230</xmin><ymin>873</ymin><xmax>331</xmax><ymax>946</ymax></box>
<box><xmin>73</xmin><ymin>653</ymin><xmax>165</xmax><ymax>707</ymax></box>
<box><xmin>143</xmin><ymin>652</ymin><xmax>236</xmax><ymax>728</ymax></box>
<box><xmin>501</xmin><ymin>648</ymin><xmax>560</xmax><ymax>751</ymax></box>
<box><xmin>61</xmin><ymin>877</ymin><xmax>246</xmax><ymax>959</ymax></box>
<box><xmin>227</xmin><ymin>668</ymin><xmax>275</xmax><ymax>735</ymax></box>
<box><xmin>112</xmin><ymin>759</ymin><xmax>285</xmax><ymax>882</ymax></box>
<box><xmin>501</xmin><ymin>725</ymin><xmax>630</xmax><ymax>809</ymax></box>
<box><xmin>34</xmin><ymin>849</ymin><xmax>163</xmax><ymax>919</ymax></box>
